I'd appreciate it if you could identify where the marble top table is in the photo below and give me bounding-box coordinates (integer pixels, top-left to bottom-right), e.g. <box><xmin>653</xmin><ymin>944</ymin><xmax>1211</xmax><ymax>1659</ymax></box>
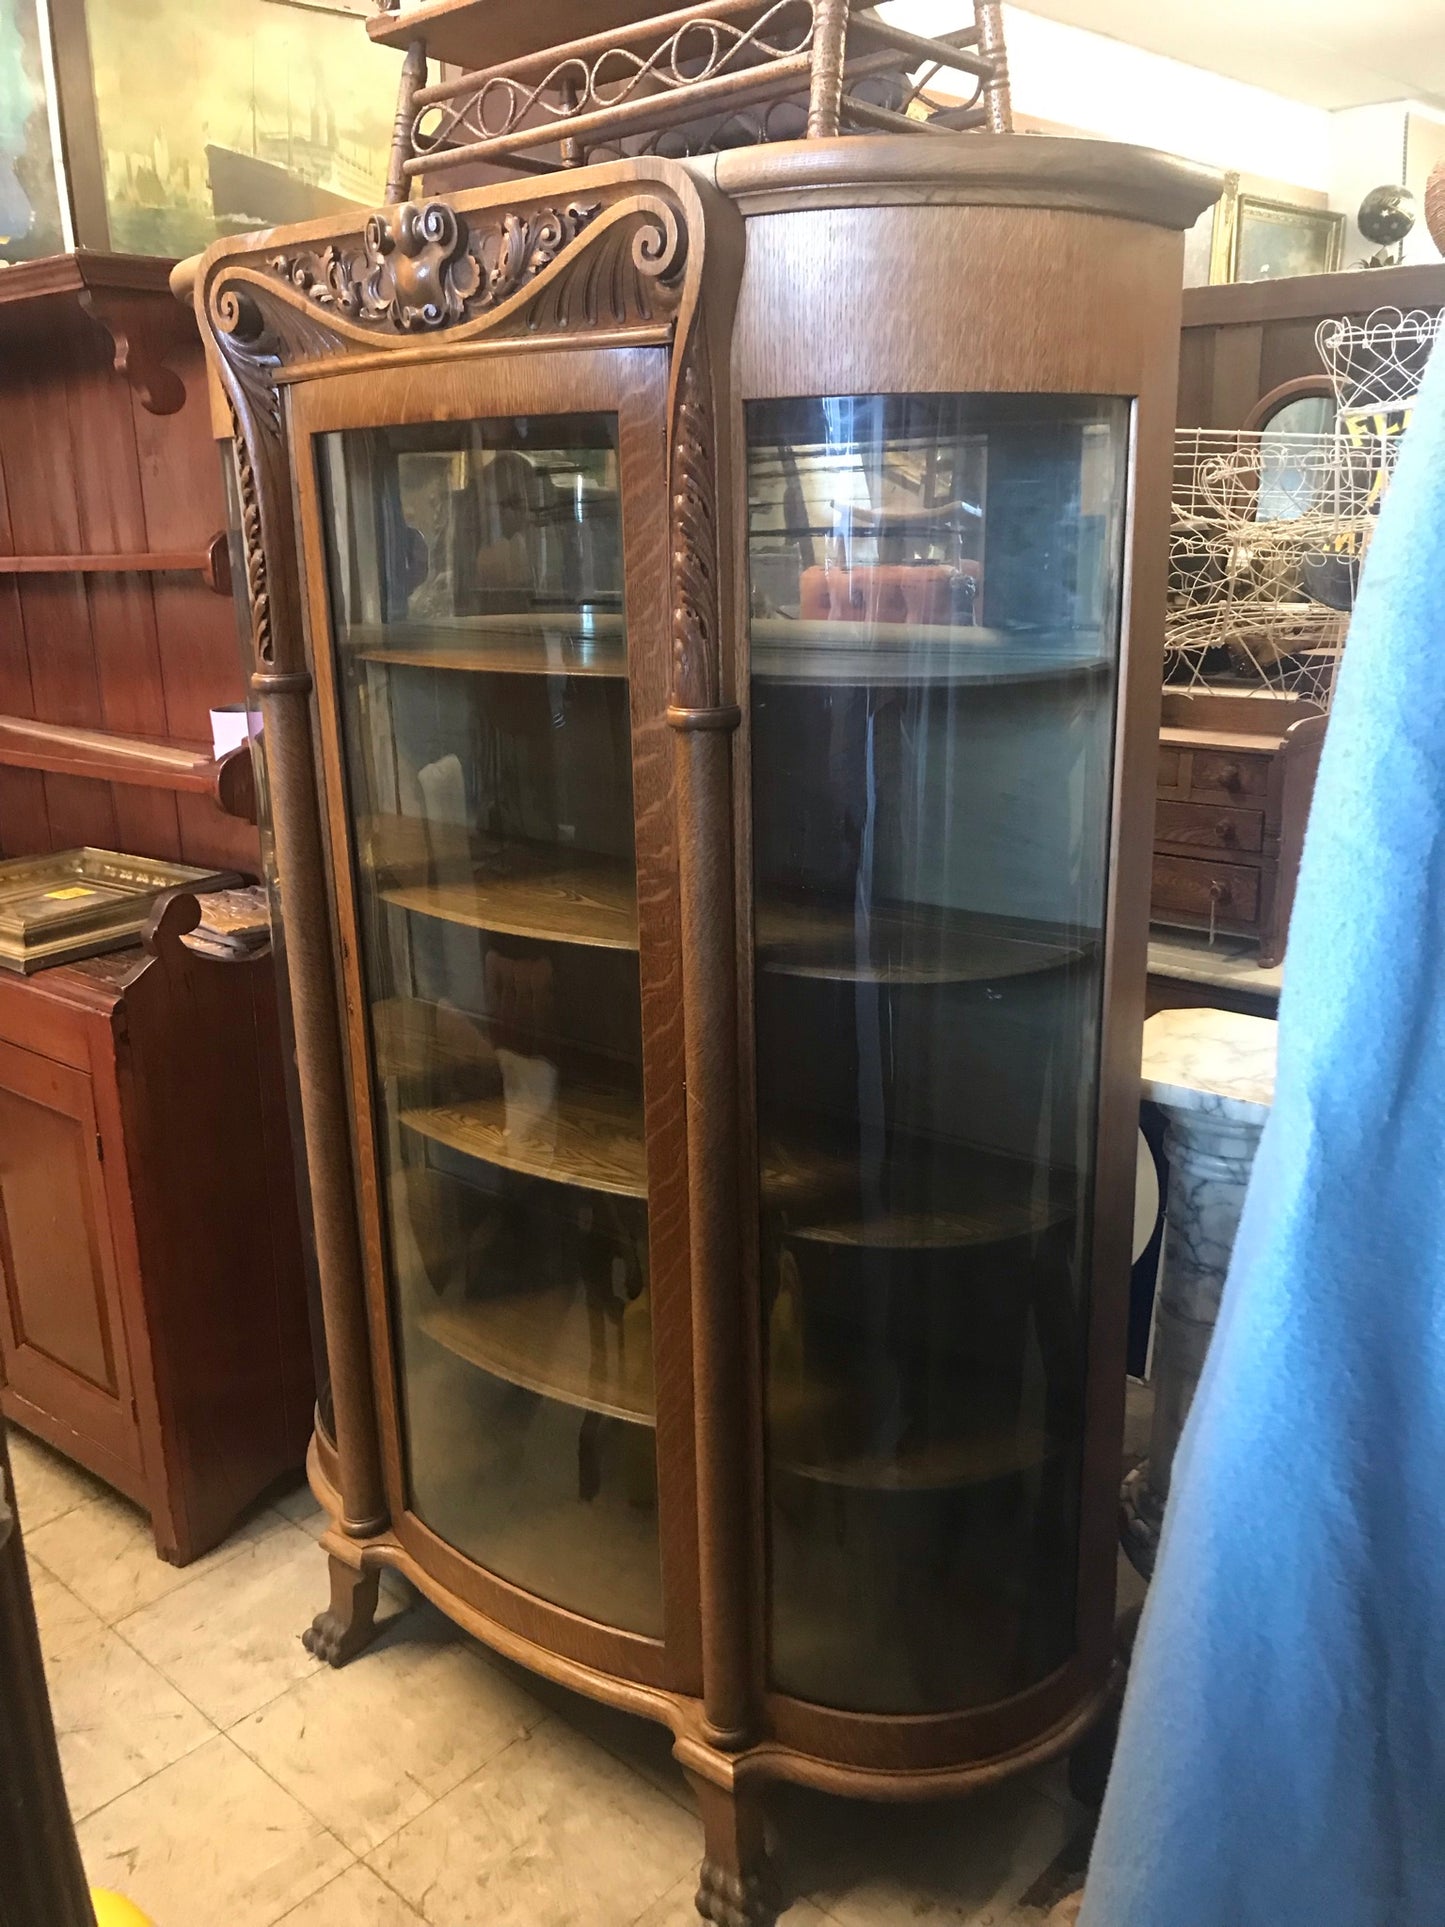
<box><xmin>1156</xmin><ymin>928</ymin><xmax>1287</xmax><ymax>1017</ymax></box>
<box><xmin>1140</xmin><ymin>1006</ymin><xmax>1278</xmax><ymax>1118</ymax></box>
<box><xmin>1121</xmin><ymin>1007</ymin><xmax>1278</xmax><ymax>1577</ymax></box>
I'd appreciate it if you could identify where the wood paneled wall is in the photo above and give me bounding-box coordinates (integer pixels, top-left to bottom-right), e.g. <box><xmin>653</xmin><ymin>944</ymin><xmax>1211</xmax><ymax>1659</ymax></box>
<box><xmin>1178</xmin><ymin>260</ymin><xmax>1445</xmax><ymax>427</ymax></box>
<box><xmin>0</xmin><ymin>258</ymin><xmax>257</xmax><ymax>874</ymax></box>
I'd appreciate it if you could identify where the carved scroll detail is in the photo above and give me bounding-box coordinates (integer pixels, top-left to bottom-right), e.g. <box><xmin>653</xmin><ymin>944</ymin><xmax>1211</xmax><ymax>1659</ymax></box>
<box><xmin>227</xmin><ymin>402</ymin><xmax>274</xmax><ymax>667</ymax></box>
<box><xmin>270</xmin><ymin>199</ymin><xmax>604</xmax><ymax>332</ymax></box>
<box><xmin>669</xmin><ymin>326</ymin><xmax>722</xmax><ymax>712</ymax></box>
<box><xmin>202</xmin><ymin>182</ymin><xmax>695</xmax><ymax>676</ymax></box>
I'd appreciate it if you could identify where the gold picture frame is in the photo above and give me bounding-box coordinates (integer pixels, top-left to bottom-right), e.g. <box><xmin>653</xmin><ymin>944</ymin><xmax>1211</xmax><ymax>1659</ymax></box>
<box><xmin>1209</xmin><ymin>173</ymin><xmax>1346</xmax><ymax>284</ymax></box>
<box><xmin>0</xmin><ymin>849</ymin><xmax>230</xmax><ymax>973</ymax></box>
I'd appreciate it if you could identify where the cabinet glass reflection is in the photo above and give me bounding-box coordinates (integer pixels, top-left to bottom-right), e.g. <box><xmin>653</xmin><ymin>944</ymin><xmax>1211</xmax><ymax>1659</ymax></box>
<box><xmin>318</xmin><ymin>415</ymin><xmax>661</xmax><ymax>1637</ymax></box>
<box><xmin>748</xmin><ymin>394</ymin><xmax>1128</xmax><ymax>1713</ymax></box>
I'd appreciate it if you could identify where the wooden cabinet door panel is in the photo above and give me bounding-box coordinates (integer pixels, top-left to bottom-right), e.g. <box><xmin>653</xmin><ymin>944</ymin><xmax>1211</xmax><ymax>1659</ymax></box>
<box><xmin>0</xmin><ymin>1039</ymin><xmax>139</xmax><ymax>1471</ymax></box>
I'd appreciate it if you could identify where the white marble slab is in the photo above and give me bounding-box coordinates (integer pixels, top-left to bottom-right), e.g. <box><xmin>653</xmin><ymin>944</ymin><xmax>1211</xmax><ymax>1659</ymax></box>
<box><xmin>1141</xmin><ymin>1007</ymin><xmax>1278</xmax><ymax>1122</ymax></box>
<box><xmin>1148</xmin><ymin>926</ymin><xmax>1283</xmax><ymax>1001</ymax></box>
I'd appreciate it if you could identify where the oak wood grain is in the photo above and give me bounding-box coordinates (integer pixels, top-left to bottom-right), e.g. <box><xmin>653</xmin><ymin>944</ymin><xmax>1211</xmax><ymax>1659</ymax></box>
<box><xmin>402</xmin><ymin>1083</ymin><xmax>649</xmax><ymax>1198</ymax></box>
<box><xmin>352</xmin><ymin>615</ymin><xmax>627</xmax><ymax>679</ymax></box>
<box><xmin>380</xmin><ymin>848</ymin><xmax>638</xmax><ymax>949</ymax></box>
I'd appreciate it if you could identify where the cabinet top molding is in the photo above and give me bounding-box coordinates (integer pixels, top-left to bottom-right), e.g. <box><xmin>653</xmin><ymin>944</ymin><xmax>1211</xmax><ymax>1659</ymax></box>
<box><xmin>194</xmin><ymin>165</ymin><xmax>703</xmax><ymax>380</ymax></box>
<box><xmin>183</xmin><ymin>135</ymin><xmax>1219</xmax><ymax>362</ymax></box>
<box><xmin>707</xmin><ymin>132</ymin><xmax>1220</xmax><ymax>228</ymax></box>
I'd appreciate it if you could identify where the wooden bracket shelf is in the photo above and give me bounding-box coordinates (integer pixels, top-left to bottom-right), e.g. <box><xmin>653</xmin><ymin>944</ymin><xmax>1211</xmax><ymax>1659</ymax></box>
<box><xmin>0</xmin><ymin>716</ymin><xmax>256</xmax><ymax>824</ymax></box>
<box><xmin>0</xmin><ymin>532</ymin><xmax>231</xmax><ymax>595</ymax></box>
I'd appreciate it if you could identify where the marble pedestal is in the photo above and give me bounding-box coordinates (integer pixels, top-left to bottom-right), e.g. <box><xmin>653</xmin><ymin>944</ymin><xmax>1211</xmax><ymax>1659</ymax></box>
<box><xmin>1121</xmin><ymin>1008</ymin><xmax>1277</xmax><ymax>1577</ymax></box>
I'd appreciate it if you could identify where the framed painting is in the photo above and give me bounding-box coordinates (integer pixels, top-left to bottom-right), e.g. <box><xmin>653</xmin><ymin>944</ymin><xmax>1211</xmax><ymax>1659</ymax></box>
<box><xmin>1210</xmin><ymin>176</ymin><xmax>1345</xmax><ymax>283</ymax></box>
<box><xmin>0</xmin><ymin>0</ymin><xmax>66</xmax><ymax>261</ymax></box>
<box><xmin>53</xmin><ymin>0</ymin><xmax>407</xmax><ymax>257</ymax></box>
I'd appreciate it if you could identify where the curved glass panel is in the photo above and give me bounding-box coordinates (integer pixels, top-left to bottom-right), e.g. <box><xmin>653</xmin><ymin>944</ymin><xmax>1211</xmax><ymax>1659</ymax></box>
<box><xmin>318</xmin><ymin>415</ymin><xmax>661</xmax><ymax>1637</ymax></box>
<box><xmin>748</xmin><ymin>393</ymin><xmax>1128</xmax><ymax>1713</ymax></box>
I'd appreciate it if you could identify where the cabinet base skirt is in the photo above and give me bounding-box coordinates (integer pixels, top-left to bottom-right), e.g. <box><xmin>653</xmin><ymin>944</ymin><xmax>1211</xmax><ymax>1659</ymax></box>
<box><xmin>306</xmin><ymin>1431</ymin><xmax>1118</xmax><ymax>1802</ymax></box>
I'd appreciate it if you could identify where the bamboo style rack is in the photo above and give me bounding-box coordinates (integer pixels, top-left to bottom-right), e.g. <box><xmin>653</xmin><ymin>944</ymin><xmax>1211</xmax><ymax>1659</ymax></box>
<box><xmin>368</xmin><ymin>0</ymin><xmax>1012</xmax><ymax>192</ymax></box>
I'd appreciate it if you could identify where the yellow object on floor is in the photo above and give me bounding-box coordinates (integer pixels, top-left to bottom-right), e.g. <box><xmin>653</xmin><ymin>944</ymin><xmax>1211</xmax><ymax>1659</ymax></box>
<box><xmin>91</xmin><ymin>1893</ymin><xmax>154</xmax><ymax>1927</ymax></box>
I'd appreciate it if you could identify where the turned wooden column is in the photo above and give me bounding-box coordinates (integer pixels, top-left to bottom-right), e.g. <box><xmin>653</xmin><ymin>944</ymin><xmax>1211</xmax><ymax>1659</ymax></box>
<box><xmin>1426</xmin><ymin>159</ymin><xmax>1445</xmax><ymax>255</ymax></box>
<box><xmin>385</xmin><ymin>40</ymin><xmax>427</xmax><ymax>205</ymax></box>
<box><xmin>807</xmin><ymin>0</ymin><xmax>851</xmax><ymax>139</ymax></box>
<box><xmin>0</xmin><ymin>1425</ymin><xmax>94</xmax><ymax>1927</ymax></box>
<box><xmin>1121</xmin><ymin>1009</ymin><xmax>1276</xmax><ymax>1576</ymax></box>
<box><xmin>256</xmin><ymin>670</ymin><xmax>388</xmax><ymax>1538</ymax></box>
<box><xmin>977</xmin><ymin>2</ymin><xmax>1013</xmax><ymax>133</ymax></box>
<box><xmin>668</xmin><ymin>300</ymin><xmax>756</xmax><ymax>1748</ymax></box>
<box><xmin>200</xmin><ymin>271</ymin><xmax>389</xmax><ymax>1543</ymax></box>
<box><xmin>671</xmin><ymin>707</ymin><xmax>750</xmax><ymax>1745</ymax></box>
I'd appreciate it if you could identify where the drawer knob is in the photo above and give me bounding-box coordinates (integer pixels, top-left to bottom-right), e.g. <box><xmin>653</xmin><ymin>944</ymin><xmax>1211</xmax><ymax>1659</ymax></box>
<box><xmin>1215</xmin><ymin>762</ymin><xmax>1242</xmax><ymax>791</ymax></box>
<box><xmin>1209</xmin><ymin>878</ymin><xmax>1229</xmax><ymax>904</ymax></box>
<box><xmin>1215</xmin><ymin>817</ymin><xmax>1237</xmax><ymax>845</ymax></box>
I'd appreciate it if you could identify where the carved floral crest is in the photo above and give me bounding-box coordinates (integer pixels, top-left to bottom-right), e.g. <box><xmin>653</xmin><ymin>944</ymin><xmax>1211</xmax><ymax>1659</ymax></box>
<box><xmin>202</xmin><ymin>171</ymin><xmax>721</xmax><ymax>697</ymax></box>
<box><xmin>270</xmin><ymin>198</ymin><xmax>604</xmax><ymax>332</ymax></box>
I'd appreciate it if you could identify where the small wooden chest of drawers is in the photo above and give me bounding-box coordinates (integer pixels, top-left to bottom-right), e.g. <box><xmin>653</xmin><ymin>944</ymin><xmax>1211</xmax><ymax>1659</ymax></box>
<box><xmin>1152</xmin><ymin>692</ymin><xmax>1328</xmax><ymax>968</ymax></box>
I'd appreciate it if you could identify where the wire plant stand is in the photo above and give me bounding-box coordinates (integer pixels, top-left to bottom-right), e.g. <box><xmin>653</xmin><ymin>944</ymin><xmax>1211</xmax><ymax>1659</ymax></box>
<box><xmin>1165</xmin><ymin>307</ymin><xmax>1442</xmax><ymax>710</ymax></box>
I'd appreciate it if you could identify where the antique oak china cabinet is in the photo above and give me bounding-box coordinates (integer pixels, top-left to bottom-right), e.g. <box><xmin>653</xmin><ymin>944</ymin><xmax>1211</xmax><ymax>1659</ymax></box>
<box><xmin>184</xmin><ymin>3</ymin><xmax>1217</xmax><ymax>1915</ymax></box>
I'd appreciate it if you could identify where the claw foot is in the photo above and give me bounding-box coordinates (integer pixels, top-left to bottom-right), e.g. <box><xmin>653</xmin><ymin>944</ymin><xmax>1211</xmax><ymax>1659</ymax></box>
<box><xmin>696</xmin><ymin>1857</ymin><xmax>779</xmax><ymax>1927</ymax></box>
<box><xmin>302</xmin><ymin>1555</ymin><xmax>380</xmax><ymax>1668</ymax></box>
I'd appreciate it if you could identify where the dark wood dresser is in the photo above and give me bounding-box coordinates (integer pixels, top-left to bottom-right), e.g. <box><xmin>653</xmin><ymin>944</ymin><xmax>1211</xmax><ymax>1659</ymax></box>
<box><xmin>1152</xmin><ymin>691</ymin><xmax>1326</xmax><ymax>969</ymax></box>
<box><xmin>0</xmin><ymin>252</ymin><xmax>317</xmax><ymax>1557</ymax></box>
<box><xmin>0</xmin><ymin>895</ymin><xmax>312</xmax><ymax>1563</ymax></box>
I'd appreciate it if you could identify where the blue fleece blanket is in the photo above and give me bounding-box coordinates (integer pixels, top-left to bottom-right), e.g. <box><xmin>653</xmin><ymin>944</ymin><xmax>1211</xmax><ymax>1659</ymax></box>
<box><xmin>1080</xmin><ymin>337</ymin><xmax>1445</xmax><ymax>1927</ymax></box>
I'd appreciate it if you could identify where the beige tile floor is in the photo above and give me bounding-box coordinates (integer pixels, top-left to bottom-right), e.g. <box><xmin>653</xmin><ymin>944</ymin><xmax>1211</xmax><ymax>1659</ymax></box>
<box><xmin>9</xmin><ymin>1428</ymin><xmax>1094</xmax><ymax>1927</ymax></box>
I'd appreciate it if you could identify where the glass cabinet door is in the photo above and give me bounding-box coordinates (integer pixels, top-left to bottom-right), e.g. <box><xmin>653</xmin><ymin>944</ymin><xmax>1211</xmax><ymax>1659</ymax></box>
<box><xmin>747</xmin><ymin>393</ymin><xmax>1128</xmax><ymax>1713</ymax></box>
<box><xmin>317</xmin><ymin>413</ymin><xmax>662</xmax><ymax>1638</ymax></box>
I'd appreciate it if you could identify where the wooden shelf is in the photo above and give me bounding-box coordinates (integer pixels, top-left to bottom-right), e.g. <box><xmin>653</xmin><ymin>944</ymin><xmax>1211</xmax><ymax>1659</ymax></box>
<box><xmin>402</xmin><ymin>1084</ymin><xmax>648</xmax><ymax>1199</ymax></box>
<box><xmin>367</xmin><ymin>824</ymin><xmax>1080</xmax><ymax>979</ymax></box>
<box><xmin>751</xmin><ymin>619</ymin><xmax>1110</xmax><ymax>688</ymax></box>
<box><xmin>368</xmin><ymin>0</ymin><xmax>704</xmax><ymax>68</ymax></box>
<box><xmin>773</xmin><ymin>1425</ymin><xmax>1057</xmax><ymax>1493</ymax></box>
<box><xmin>401</xmin><ymin>1083</ymin><xmax>854</xmax><ymax>1211</ymax></box>
<box><xmin>765</xmin><ymin>1129</ymin><xmax>1075</xmax><ymax>1248</ymax></box>
<box><xmin>421</xmin><ymin>1282</ymin><xmax>654</xmax><ymax>1424</ymax></box>
<box><xmin>0</xmin><ymin>252</ymin><xmax>194</xmax><ymax>416</ymax></box>
<box><xmin>0</xmin><ymin>533</ymin><xmax>229</xmax><ymax>593</ymax></box>
<box><xmin>787</xmin><ymin>1194</ymin><xmax>1069</xmax><ymax>1249</ymax></box>
<box><xmin>757</xmin><ymin>899</ymin><xmax>1084</xmax><ymax>986</ymax></box>
<box><xmin>380</xmin><ymin>846</ymin><xmax>637</xmax><ymax>951</ymax></box>
<box><xmin>371</xmin><ymin>995</ymin><xmax>500</xmax><ymax>1086</ymax></box>
<box><xmin>0</xmin><ymin>717</ymin><xmax>256</xmax><ymax>823</ymax></box>
<box><xmin>350</xmin><ymin>614</ymin><xmax>627</xmax><ymax>680</ymax></box>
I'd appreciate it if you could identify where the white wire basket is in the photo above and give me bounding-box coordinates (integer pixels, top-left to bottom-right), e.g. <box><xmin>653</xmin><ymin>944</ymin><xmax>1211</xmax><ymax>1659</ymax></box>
<box><xmin>1165</xmin><ymin>307</ymin><xmax>1442</xmax><ymax>709</ymax></box>
<box><xmin>1165</xmin><ymin>423</ymin><xmax>1400</xmax><ymax>706</ymax></box>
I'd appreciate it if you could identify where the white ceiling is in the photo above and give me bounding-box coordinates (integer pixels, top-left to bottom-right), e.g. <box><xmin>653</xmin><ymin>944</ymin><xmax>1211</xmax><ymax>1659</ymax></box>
<box><xmin>1015</xmin><ymin>0</ymin><xmax>1445</xmax><ymax>111</ymax></box>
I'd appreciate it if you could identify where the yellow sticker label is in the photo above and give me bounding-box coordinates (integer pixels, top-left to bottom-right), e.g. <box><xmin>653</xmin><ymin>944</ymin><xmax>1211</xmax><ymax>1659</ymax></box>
<box><xmin>44</xmin><ymin>886</ymin><xmax>96</xmax><ymax>900</ymax></box>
